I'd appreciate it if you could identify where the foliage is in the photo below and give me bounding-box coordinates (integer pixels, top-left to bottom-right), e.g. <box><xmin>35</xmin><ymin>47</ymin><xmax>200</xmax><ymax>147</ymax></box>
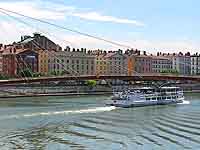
<box><xmin>86</xmin><ymin>80</ymin><xmax>97</xmax><ymax>88</ymax></box>
<box><xmin>19</xmin><ymin>69</ymin><xmax>44</xmax><ymax>78</ymax></box>
<box><xmin>160</xmin><ymin>69</ymin><xmax>179</xmax><ymax>75</ymax></box>
<box><xmin>33</xmin><ymin>72</ymin><xmax>43</xmax><ymax>77</ymax></box>
<box><xmin>19</xmin><ymin>69</ymin><xmax>33</xmax><ymax>77</ymax></box>
<box><xmin>0</xmin><ymin>74</ymin><xmax>9</xmax><ymax>80</ymax></box>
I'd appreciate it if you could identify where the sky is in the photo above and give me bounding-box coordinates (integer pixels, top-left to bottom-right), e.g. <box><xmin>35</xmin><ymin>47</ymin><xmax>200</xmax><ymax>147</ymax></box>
<box><xmin>0</xmin><ymin>0</ymin><xmax>200</xmax><ymax>54</ymax></box>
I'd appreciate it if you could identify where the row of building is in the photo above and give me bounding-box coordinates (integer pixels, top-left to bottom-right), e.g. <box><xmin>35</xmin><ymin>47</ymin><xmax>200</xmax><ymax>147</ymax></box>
<box><xmin>0</xmin><ymin>33</ymin><xmax>200</xmax><ymax>78</ymax></box>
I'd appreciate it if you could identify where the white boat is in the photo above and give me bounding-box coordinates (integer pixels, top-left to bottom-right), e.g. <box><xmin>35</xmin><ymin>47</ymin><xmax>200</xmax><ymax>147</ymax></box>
<box><xmin>107</xmin><ymin>87</ymin><xmax>184</xmax><ymax>108</ymax></box>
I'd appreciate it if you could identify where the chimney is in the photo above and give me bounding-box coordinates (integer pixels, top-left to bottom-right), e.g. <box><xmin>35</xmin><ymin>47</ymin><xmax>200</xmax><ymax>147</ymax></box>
<box><xmin>65</xmin><ymin>46</ymin><xmax>70</xmax><ymax>52</ymax></box>
<box><xmin>21</xmin><ymin>36</ymin><xmax>24</xmax><ymax>41</ymax></box>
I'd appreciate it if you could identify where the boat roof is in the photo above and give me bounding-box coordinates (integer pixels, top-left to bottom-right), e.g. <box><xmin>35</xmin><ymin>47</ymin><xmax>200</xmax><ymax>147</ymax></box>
<box><xmin>133</xmin><ymin>87</ymin><xmax>154</xmax><ymax>90</ymax></box>
<box><xmin>161</xmin><ymin>87</ymin><xmax>180</xmax><ymax>89</ymax></box>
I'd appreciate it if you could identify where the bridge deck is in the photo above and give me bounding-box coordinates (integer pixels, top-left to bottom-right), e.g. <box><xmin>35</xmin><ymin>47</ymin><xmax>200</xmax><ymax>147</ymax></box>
<box><xmin>0</xmin><ymin>74</ymin><xmax>200</xmax><ymax>85</ymax></box>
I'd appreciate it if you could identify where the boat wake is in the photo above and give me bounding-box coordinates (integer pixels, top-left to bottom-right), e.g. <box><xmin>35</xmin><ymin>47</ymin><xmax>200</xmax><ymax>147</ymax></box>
<box><xmin>0</xmin><ymin>106</ymin><xmax>116</xmax><ymax>120</ymax></box>
<box><xmin>178</xmin><ymin>100</ymin><xmax>190</xmax><ymax>105</ymax></box>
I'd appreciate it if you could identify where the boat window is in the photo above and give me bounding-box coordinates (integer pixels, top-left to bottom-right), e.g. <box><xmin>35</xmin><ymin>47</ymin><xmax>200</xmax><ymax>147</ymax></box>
<box><xmin>157</xmin><ymin>97</ymin><xmax>161</xmax><ymax>100</ymax></box>
<box><xmin>152</xmin><ymin>97</ymin><xmax>156</xmax><ymax>100</ymax></box>
<box><xmin>167</xmin><ymin>97</ymin><xmax>171</xmax><ymax>99</ymax></box>
<box><xmin>172</xmin><ymin>96</ymin><xmax>176</xmax><ymax>99</ymax></box>
<box><xmin>162</xmin><ymin>97</ymin><xmax>166</xmax><ymax>100</ymax></box>
<box><xmin>166</xmin><ymin>89</ymin><xmax>170</xmax><ymax>92</ymax></box>
<box><xmin>146</xmin><ymin>98</ymin><xmax>151</xmax><ymax>100</ymax></box>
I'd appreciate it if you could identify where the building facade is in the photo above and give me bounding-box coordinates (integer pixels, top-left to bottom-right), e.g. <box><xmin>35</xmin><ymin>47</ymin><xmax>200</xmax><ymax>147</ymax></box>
<box><xmin>48</xmin><ymin>49</ymin><xmax>96</xmax><ymax>76</ymax></box>
<box><xmin>191</xmin><ymin>54</ymin><xmax>200</xmax><ymax>75</ymax></box>
<box><xmin>134</xmin><ymin>55</ymin><xmax>152</xmax><ymax>74</ymax></box>
<box><xmin>152</xmin><ymin>56</ymin><xmax>172</xmax><ymax>73</ymax></box>
<box><xmin>0</xmin><ymin>49</ymin><xmax>3</xmax><ymax>73</ymax></box>
<box><xmin>105</xmin><ymin>51</ymin><xmax>127</xmax><ymax>76</ymax></box>
<box><xmin>172</xmin><ymin>53</ymin><xmax>191</xmax><ymax>75</ymax></box>
<box><xmin>96</xmin><ymin>53</ymin><xmax>107</xmax><ymax>75</ymax></box>
<box><xmin>38</xmin><ymin>50</ymin><xmax>49</xmax><ymax>75</ymax></box>
<box><xmin>2</xmin><ymin>46</ymin><xmax>38</xmax><ymax>77</ymax></box>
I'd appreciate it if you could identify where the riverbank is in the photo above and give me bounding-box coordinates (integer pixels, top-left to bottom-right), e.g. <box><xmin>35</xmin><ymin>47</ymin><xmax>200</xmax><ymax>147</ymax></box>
<box><xmin>0</xmin><ymin>92</ymin><xmax>113</xmax><ymax>98</ymax></box>
<box><xmin>0</xmin><ymin>89</ymin><xmax>199</xmax><ymax>98</ymax></box>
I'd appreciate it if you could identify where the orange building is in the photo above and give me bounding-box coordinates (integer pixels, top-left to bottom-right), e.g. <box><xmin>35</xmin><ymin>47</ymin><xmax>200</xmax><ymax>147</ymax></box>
<box><xmin>127</xmin><ymin>56</ymin><xmax>135</xmax><ymax>76</ymax></box>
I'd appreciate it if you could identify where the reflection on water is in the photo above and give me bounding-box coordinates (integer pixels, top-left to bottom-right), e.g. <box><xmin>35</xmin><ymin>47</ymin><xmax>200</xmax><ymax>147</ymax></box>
<box><xmin>0</xmin><ymin>94</ymin><xmax>200</xmax><ymax>150</ymax></box>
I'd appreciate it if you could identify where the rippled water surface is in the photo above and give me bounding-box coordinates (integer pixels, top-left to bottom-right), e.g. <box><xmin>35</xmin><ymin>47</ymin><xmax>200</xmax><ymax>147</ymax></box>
<box><xmin>0</xmin><ymin>94</ymin><xmax>200</xmax><ymax>150</ymax></box>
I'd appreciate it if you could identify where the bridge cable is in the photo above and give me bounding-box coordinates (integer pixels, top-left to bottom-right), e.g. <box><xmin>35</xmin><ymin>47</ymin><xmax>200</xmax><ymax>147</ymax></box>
<box><xmin>0</xmin><ymin>8</ymin><xmax>194</xmax><ymax>88</ymax></box>
<box><xmin>0</xmin><ymin>7</ymin><xmax>133</xmax><ymax>49</ymax></box>
<box><xmin>0</xmin><ymin>9</ymin><xmax>151</xmax><ymax>90</ymax></box>
<box><xmin>0</xmin><ymin>9</ymin><xmax>80</xmax><ymax>78</ymax></box>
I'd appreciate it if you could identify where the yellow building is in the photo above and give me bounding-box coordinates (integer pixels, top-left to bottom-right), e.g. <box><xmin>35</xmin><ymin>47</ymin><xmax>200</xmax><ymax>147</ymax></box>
<box><xmin>38</xmin><ymin>50</ymin><xmax>48</xmax><ymax>75</ymax></box>
<box><xmin>96</xmin><ymin>54</ymin><xmax>107</xmax><ymax>75</ymax></box>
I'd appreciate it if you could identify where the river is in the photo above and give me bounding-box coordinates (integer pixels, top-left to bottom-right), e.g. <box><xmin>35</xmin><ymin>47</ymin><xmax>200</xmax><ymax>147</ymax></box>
<box><xmin>0</xmin><ymin>94</ymin><xmax>199</xmax><ymax>150</ymax></box>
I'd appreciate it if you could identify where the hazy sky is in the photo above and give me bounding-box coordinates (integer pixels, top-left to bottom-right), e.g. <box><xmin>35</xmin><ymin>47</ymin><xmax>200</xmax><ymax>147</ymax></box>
<box><xmin>0</xmin><ymin>0</ymin><xmax>199</xmax><ymax>53</ymax></box>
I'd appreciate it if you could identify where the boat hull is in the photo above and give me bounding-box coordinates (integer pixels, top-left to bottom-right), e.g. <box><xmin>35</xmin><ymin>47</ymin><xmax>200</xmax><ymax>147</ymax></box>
<box><xmin>107</xmin><ymin>99</ymin><xmax>184</xmax><ymax>108</ymax></box>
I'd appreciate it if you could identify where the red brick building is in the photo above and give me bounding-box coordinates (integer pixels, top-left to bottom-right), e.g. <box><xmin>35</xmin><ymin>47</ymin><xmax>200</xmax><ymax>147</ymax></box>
<box><xmin>3</xmin><ymin>47</ymin><xmax>38</xmax><ymax>77</ymax></box>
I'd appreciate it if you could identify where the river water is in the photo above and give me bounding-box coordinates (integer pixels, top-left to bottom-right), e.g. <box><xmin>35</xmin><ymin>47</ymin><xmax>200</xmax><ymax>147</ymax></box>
<box><xmin>0</xmin><ymin>94</ymin><xmax>199</xmax><ymax>150</ymax></box>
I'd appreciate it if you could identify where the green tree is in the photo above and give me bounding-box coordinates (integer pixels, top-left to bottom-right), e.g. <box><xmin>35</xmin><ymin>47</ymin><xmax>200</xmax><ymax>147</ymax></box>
<box><xmin>0</xmin><ymin>74</ymin><xmax>9</xmax><ymax>80</ymax></box>
<box><xmin>19</xmin><ymin>69</ymin><xmax>33</xmax><ymax>77</ymax></box>
<box><xmin>161</xmin><ymin>69</ymin><xmax>179</xmax><ymax>75</ymax></box>
<box><xmin>86</xmin><ymin>80</ymin><xmax>97</xmax><ymax>89</ymax></box>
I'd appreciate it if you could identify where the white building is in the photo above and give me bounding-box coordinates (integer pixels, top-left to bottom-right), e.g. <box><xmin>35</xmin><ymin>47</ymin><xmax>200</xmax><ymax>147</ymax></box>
<box><xmin>191</xmin><ymin>54</ymin><xmax>200</xmax><ymax>75</ymax></box>
<box><xmin>171</xmin><ymin>53</ymin><xmax>191</xmax><ymax>75</ymax></box>
<box><xmin>152</xmin><ymin>56</ymin><xmax>172</xmax><ymax>73</ymax></box>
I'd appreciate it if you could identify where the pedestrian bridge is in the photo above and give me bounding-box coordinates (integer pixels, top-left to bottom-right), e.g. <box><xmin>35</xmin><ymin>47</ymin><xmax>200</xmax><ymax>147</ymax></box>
<box><xmin>0</xmin><ymin>74</ymin><xmax>200</xmax><ymax>85</ymax></box>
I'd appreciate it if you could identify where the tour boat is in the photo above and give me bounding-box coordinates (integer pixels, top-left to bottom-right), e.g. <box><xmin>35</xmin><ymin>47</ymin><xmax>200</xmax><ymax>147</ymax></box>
<box><xmin>107</xmin><ymin>87</ymin><xmax>184</xmax><ymax>108</ymax></box>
